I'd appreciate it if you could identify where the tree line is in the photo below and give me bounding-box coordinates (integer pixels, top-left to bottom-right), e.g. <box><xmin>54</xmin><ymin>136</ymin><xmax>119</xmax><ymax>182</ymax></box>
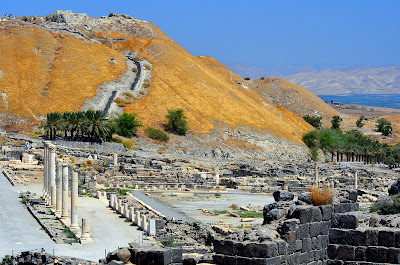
<box><xmin>302</xmin><ymin>115</ymin><xmax>400</xmax><ymax>167</ymax></box>
<box><xmin>40</xmin><ymin>109</ymin><xmax>188</xmax><ymax>143</ymax></box>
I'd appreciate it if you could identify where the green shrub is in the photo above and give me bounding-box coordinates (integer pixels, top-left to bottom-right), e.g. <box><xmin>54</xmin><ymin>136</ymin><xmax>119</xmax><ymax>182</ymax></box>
<box><xmin>166</xmin><ymin>108</ymin><xmax>188</xmax><ymax>136</ymax></box>
<box><xmin>122</xmin><ymin>139</ymin><xmax>134</xmax><ymax>149</ymax></box>
<box><xmin>145</xmin><ymin>127</ymin><xmax>169</xmax><ymax>142</ymax></box>
<box><xmin>111</xmin><ymin>113</ymin><xmax>143</xmax><ymax>138</ymax></box>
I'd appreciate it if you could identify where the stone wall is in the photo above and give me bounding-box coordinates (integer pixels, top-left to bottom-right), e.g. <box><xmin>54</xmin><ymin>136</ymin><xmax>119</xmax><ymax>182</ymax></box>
<box><xmin>213</xmin><ymin>203</ymin><xmax>359</xmax><ymax>265</ymax></box>
<box><xmin>328</xmin><ymin>211</ymin><xmax>400</xmax><ymax>264</ymax></box>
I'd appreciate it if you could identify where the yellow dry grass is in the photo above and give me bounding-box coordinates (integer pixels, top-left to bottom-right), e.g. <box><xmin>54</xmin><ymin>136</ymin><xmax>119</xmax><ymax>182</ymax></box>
<box><xmin>309</xmin><ymin>186</ymin><xmax>334</xmax><ymax>206</ymax></box>
<box><xmin>0</xmin><ymin>21</ymin><xmax>127</xmax><ymax>122</ymax></box>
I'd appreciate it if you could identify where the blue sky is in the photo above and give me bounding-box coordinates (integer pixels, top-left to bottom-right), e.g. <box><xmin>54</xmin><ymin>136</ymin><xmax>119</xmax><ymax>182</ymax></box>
<box><xmin>2</xmin><ymin>1</ymin><xmax>400</xmax><ymax>74</ymax></box>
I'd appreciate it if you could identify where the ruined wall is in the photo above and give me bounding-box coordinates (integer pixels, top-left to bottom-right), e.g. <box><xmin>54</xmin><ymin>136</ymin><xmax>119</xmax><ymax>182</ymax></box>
<box><xmin>213</xmin><ymin>203</ymin><xmax>359</xmax><ymax>265</ymax></box>
<box><xmin>328</xmin><ymin>211</ymin><xmax>400</xmax><ymax>264</ymax></box>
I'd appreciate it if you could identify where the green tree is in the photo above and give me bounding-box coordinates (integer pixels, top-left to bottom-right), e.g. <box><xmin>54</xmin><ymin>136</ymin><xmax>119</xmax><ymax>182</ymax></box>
<box><xmin>40</xmin><ymin>112</ymin><xmax>62</xmax><ymax>140</ymax></box>
<box><xmin>85</xmin><ymin>110</ymin><xmax>110</xmax><ymax>141</ymax></box>
<box><xmin>166</xmin><ymin>108</ymin><xmax>188</xmax><ymax>135</ymax></box>
<box><xmin>376</xmin><ymin>118</ymin><xmax>392</xmax><ymax>133</ymax></box>
<box><xmin>303</xmin><ymin>115</ymin><xmax>322</xmax><ymax>129</ymax></box>
<box><xmin>331</xmin><ymin>116</ymin><xmax>343</xmax><ymax>130</ymax></box>
<box><xmin>112</xmin><ymin>113</ymin><xmax>143</xmax><ymax>138</ymax></box>
<box><xmin>356</xmin><ymin>116</ymin><xmax>365</xmax><ymax>128</ymax></box>
<box><xmin>382</xmin><ymin>124</ymin><xmax>393</xmax><ymax>136</ymax></box>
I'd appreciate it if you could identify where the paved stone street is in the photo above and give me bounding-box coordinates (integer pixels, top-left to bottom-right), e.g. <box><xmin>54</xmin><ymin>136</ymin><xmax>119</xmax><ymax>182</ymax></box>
<box><xmin>1</xmin><ymin>169</ymin><xmax>148</xmax><ymax>261</ymax></box>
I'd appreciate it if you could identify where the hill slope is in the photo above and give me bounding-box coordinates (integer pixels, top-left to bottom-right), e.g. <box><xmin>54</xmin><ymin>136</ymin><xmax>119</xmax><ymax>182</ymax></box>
<box><xmin>0</xmin><ymin>11</ymin><xmax>314</xmax><ymax>157</ymax></box>
<box><xmin>286</xmin><ymin>66</ymin><xmax>400</xmax><ymax>95</ymax></box>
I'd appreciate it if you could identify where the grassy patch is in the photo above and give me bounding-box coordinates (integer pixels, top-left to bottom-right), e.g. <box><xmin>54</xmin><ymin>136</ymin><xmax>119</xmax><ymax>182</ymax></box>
<box><xmin>213</xmin><ymin>210</ymin><xmax>228</xmax><ymax>216</ymax></box>
<box><xmin>235</xmin><ymin>210</ymin><xmax>263</xmax><ymax>218</ymax></box>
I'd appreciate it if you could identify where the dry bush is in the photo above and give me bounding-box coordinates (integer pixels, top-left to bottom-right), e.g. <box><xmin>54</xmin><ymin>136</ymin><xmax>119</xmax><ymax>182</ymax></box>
<box><xmin>142</xmin><ymin>79</ymin><xmax>151</xmax><ymax>88</ymax></box>
<box><xmin>309</xmin><ymin>186</ymin><xmax>334</xmax><ymax>206</ymax></box>
<box><xmin>122</xmin><ymin>92</ymin><xmax>135</xmax><ymax>99</ymax></box>
<box><xmin>139</xmin><ymin>91</ymin><xmax>145</xmax><ymax>95</ymax></box>
<box><xmin>86</xmin><ymin>160</ymin><xmax>93</xmax><ymax>165</ymax></box>
<box><xmin>132</xmin><ymin>67</ymin><xmax>138</xmax><ymax>73</ymax></box>
<box><xmin>134</xmin><ymin>56</ymin><xmax>143</xmax><ymax>61</ymax></box>
<box><xmin>70</xmin><ymin>157</ymin><xmax>77</xmax><ymax>163</ymax></box>
<box><xmin>144</xmin><ymin>64</ymin><xmax>151</xmax><ymax>70</ymax></box>
<box><xmin>122</xmin><ymin>139</ymin><xmax>134</xmax><ymax>150</ymax></box>
<box><xmin>114</xmin><ymin>97</ymin><xmax>127</xmax><ymax>107</ymax></box>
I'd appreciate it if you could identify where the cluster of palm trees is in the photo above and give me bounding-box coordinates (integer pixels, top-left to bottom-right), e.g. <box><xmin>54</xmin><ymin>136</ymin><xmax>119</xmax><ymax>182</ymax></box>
<box><xmin>40</xmin><ymin>110</ymin><xmax>110</xmax><ymax>142</ymax></box>
<box><xmin>303</xmin><ymin>128</ymin><xmax>391</xmax><ymax>165</ymax></box>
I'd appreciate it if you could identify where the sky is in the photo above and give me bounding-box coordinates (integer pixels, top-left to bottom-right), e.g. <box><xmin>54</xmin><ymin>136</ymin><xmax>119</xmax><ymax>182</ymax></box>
<box><xmin>2</xmin><ymin>1</ymin><xmax>400</xmax><ymax>76</ymax></box>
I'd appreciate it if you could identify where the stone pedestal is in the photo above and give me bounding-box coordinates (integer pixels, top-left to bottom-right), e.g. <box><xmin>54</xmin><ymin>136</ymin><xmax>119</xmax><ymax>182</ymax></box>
<box><xmin>130</xmin><ymin>207</ymin><xmax>135</xmax><ymax>222</ymax></box>
<box><xmin>141</xmin><ymin>214</ymin><xmax>147</xmax><ymax>231</ymax></box>
<box><xmin>124</xmin><ymin>204</ymin><xmax>129</xmax><ymax>218</ymax></box>
<box><xmin>147</xmin><ymin>219</ymin><xmax>156</xmax><ymax>236</ymax></box>
<box><xmin>80</xmin><ymin>218</ymin><xmax>93</xmax><ymax>243</ymax></box>
<box><xmin>134</xmin><ymin>211</ymin><xmax>140</xmax><ymax>225</ymax></box>
<box><xmin>109</xmin><ymin>194</ymin><xmax>116</xmax><ymax>208</ymax></box>
<box><xmin>61</xmin><ymin>164</ymin><xmax>69</xmax><ymax>219</ymax></box>
<box><xmin>70</xmin><ymin>172</ymin><xmax>79</xmax><ymax>230</ymax></box>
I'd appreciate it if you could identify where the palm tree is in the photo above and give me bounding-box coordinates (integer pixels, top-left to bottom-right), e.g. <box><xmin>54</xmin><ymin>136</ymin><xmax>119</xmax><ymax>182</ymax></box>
<box><xmin>85</xmin><ymin>110</ymin><xmax>110</xmax><ymax>141</ymax></box>
<box><xmin>61</xmin><ymin>112</ymin><xmax>72</xmax><ymax>139</ymax></box>
<box><xmin>41</xmin><ymin>112</ymin><xmax>62</xmax><ymax>140</ymax></box>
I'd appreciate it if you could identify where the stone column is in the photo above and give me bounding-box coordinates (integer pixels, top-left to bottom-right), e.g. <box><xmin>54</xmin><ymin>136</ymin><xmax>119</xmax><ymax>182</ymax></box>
<box><xmin>80</xmin><ymin>218</ymin><xmax>93</xmax><ymax>242</ymax></box>
<box><xmin>124</xmin><ymin>204</ymin><xmax>129</xmax><ymax>218</ymax></box>
<box><xmin>61</xmin><ymin>164</ymin><xmax>69</xmax><ymax>219</ymax></box>
<box><xmin>355</xmin><ymin>170</ymin><xmax>358</xmax><ymax>189</ymax></box>
<box><xmin>50</xmin><ymin>145</ymin><xmax>57</xmax><ymax>206</ymax></box>
<box><xmin>70</xmin><ymin>171</ymin><xmax>79</xmax><ymax>229</ymax></box>
<box><xmin>134</xmin><ymin>211</ymin><xmax>140</xmax><ymax>225</ymax></box>
<box><xmin>43</xmin><ymin>142</ymin><xmax>48</xmax><ymax>195</ymax></box>
<box><xmin>113</xmin><ymin>153</ymin><xmax>118</xmax><ymax>166</ymax></box>
<box><xmin>141</xmin><ymin>214</ymin><xmax>147</xmax><ymax>231</ymax></box>
<box><xmin>55</xmin><ymin>160</ymin><xmax>63</xmax><ymax>215</ymax></box>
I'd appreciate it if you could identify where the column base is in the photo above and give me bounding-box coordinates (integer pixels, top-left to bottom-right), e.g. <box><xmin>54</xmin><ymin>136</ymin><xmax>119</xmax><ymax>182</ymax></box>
<box><xmin>80</xmin><ymin>237</ymin><xmax>94</xmax><ymax>244</ymax></box>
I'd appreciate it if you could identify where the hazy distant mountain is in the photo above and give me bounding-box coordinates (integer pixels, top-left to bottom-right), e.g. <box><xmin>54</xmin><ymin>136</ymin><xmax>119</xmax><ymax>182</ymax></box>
<box><xmin>285</xmin><ymin>66</ymin><xmax>400</xmax><ymax>95</ymax></box>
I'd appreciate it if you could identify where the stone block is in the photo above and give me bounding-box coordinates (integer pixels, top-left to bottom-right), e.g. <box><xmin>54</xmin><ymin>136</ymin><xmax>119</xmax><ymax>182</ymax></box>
<box><xmin>332</xmin><ymin>213</ymin><xmax>359</xmax><ymax>229</ymax></box>
<box><xmin>387</xmin><ymin>247</ymin><xmax>400</xmax><ymax>264</ymax></box>
<box><xmin>273</xmin><ymin>190</ymin><xmax>294</xmax><ymax>202</ymax></box>
<box><xmin>312</xmin><ymin>236</ymin><xmax>322</xmax><ymax>250</ymax></box>
<box><xmin>236</xmin><ymin>256</ymin><xmax>252</xmax><ymax>265</ymax></box>
<box><xmin>346</xmin><ymin>230</ymin><xmax>365</xmax><ymax>246</ymax></box>
<box><xmin>365</xmin><ymin>246</ymin><xmax>388</xmax><ymax>263</ymax></box>
<box><xmin>276</xmin><ymin>240</ymin><xmax>287</xmax><ymax>255</ymax></box>
<box><xmin>246</xmin><ymin>242</ymin><xmax>278</xmax><ymax>258</ymax></box>
<box><xmin>354</xmin><ymin>246</ymin><xmax>366</xmax><ymax>261</ymax></box>
<box><xmin>233</xmin><ymin>242</ymin><xmax>247</xmax><ymax>257</ymax></box>
<box><xmin>286</xmin><ymin>253</ymin><xmax>298</xmax><ymax>265</ymax></box>
<box><xmin>312</xmin><ymin>206</ymin><xmax>322</xmax><ymax>222</ymax></box>
<box><xmin>378</xmin><ymin>229</ymin><xmax>396</xmax><ymax>247</ymax></box>
<box><xmin>395</xmin><ymin>231</ymin><xmax>400</xmax><ymax>248</ymax></box>
<box><xmin>277</xmin><ymin>219</ymin><xmax>299</xmax><ymax>242</ymax></box>
<box><xmin>333</xmin><ymin>203</ymin><xmax>353</xmax><ymax>213</ymax></box>
<box><xmin>302</xmin><ymin>238</ymin><xmax>312</xmax><ymax>252</ymax></box>
<box><xmin>319</xmin><ymin>235</ymin><xmax>329</xmax><ymax>248</ymax></box>
<box><xmin>310</xmin><ymin>222</ymin><xmax>321</xmax><ymax>237</ymax></box>
<box><xmin>297</xmin><ymin>252</ymin><xmax>311</xmax><ymax>264</ymax></box>
<box><xmin>298</xmin><ymin>224</ymin><xmax>310</xmax><ymax>239</ymax></box>
<box><xmin>329</xmin><ymin>229</ymin><xmax>346</xmax><ymax>244</ymax></box>
<box><xmin>213</xmin><ymin>239</ymin><xmax>234</xmax><ymax>255</ymax></box>
<box><xmin>212</xmin><ymin>254</ymin><xmax>224</xmax><ymax>265</ymax></box>
<box><xmin>327</xmin><ymin>261</ymin><xmax>343</xmax><ymax>265</ymax></box>
<box><xmin>288</xmin><ymin>206</ymin><xmax>312</xmax><ymax>224</ymax></box>
<box><xmin>252</xmin><ymin>256</ymin><xmax>281</xmax><ymax>265</ymax></box>
<box><xmin>327</xmin><ymin>244</ymin><xmax>338</xmax><ymax>259</ymax></box>
<box><xmin>336</xmin><ymin>245</ymin><xmax>355</xmax><ymax>261</ymax></box>
<box><xmin>170</xmin><ymin>248</ymin><xmax>182</xmax><ymax>263</ymax></box>
<box><xmin>364</xmin><ymin>229</ymin><xmax>379</xmax><ymax>246</ymax></box>
<box><xmin>295</xmin><ymin>239</ymin><xmax>302</xmax><ymax>251</ymax></box>
<box><xmin>320</xmin><ymin>205</ymin><xmax>333</xmax><ymax>221</ymax></box>
<box><xmin>320</xmin><ymin>221</ymin><xmax>331</xmax><ymax>235</ymax></box>
<box><xmin>286</xmin><ymin>242</ymin><xmax>295</xmax><ymax>254</ymax></box>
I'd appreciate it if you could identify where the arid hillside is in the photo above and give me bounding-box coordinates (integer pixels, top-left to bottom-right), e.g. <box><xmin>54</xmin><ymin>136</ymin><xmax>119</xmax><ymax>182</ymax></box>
<box><xmin>250</xmin><ymin>78</ymin><xmax>356</xmax><ymax>129</ymax></box>
<box><xmin>0</xmin><ymin>21</ymin><xmax>127</xmax><ymax>127</ymax></box>
<box><xmin>0</xmin><ymin>11</ymin><xmax>314</xmax><ymax>149</ymax></box>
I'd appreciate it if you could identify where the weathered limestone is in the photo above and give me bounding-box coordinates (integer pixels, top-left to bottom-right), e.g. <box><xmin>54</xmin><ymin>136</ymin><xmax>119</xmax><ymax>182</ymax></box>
<box><xmin>49</xmin><ymin>145</ymin><xmax>57</xmax><ymax>206</ymax></box>
<box><xmin>80</xmin><ymin>218</ymin><xmax>93</xmax><ymax>243</ymax></box>
<box><xmin>43</xmin><ymin>142</ymin><xmax>48</xmax><ymax>195</ymax></box>
<box><xmin>135</xmin><ymin>211</ymin><xmax>140</xmax><ymax>225</ymax></box>
<box><xmin>113</xmin><ymin>153</ymin><xmax>118</xmax><ymax>166</ymax></box>
<box><xmin>55</xmin><ymin>160</ymin><xmax>62</xmax><ymax>216</ymax></box>
<box><xmin>61</xmin><ymin>164</ymin><xmax>69</xmax><ymax>219</ymax></box>
<box><xmin>70</xmin><ymin>171</ymin><xmax>79</xmax><ymax>230</ymax></box>
<box><xmin>141</xmin><ymin>214</ymin><xmax>147</xmax><ymax>231</ymax></box>
<box><xmin>124</xmin><ymin>204</ymin><xmax>129</xmax><ymax>218</ymax></box>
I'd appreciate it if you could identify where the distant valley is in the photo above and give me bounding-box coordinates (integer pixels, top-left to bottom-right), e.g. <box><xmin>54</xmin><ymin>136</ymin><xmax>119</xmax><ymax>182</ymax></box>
<box><xmin>319</xmin><ymin>94</ymin><xmax>400</xmax><ymax>109</ymax></box>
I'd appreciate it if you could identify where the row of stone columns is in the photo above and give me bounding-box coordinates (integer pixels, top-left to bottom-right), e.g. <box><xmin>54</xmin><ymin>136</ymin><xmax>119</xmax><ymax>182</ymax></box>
<box><xmin>42</xmin><ymin>142</ymin><xmax>92</xmax><ymax>242</ymax></box>
<box><xmin>109</xmin><ymin>194</ymin><xmax>157</xmax><ymax>236</ymax></box>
